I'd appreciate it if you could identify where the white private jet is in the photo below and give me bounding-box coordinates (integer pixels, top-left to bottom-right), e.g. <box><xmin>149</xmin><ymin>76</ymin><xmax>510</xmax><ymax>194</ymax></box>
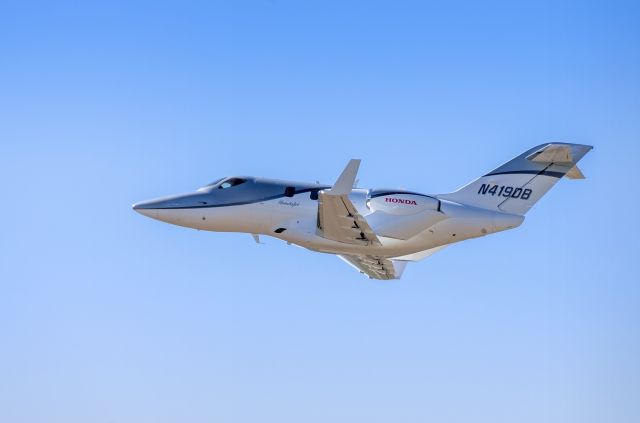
<box><xmin>133</xmin><ymin>143</ymin><xmax>592</xmax><ymax>280</ymax></box>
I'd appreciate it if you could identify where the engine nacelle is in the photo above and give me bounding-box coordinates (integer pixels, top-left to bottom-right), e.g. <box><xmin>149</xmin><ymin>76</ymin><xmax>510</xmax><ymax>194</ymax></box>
<box><xmin>368</xmin><ymin>189</ymin><xmax>440</xmax><ymax>215</ymax></box>
<box><xmin>366</xmin><ymin>189</ymin><xmax>445</xmax><ymax>240</ymax></box>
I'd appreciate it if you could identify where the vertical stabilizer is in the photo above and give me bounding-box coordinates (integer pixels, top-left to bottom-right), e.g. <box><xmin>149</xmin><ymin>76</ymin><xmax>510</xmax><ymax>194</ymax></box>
<box><xmin>438</xmin><ymin>143</ymin><xmax>593</xmax><ymax>215</ymax></box>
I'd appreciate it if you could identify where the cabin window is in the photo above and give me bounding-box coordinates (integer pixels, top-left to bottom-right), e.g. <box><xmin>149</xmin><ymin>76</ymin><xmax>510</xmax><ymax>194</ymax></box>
<box><xmin>284</xmin><ymin>186</ymin><xmax>296</xmax><ymax>197</ymax></box>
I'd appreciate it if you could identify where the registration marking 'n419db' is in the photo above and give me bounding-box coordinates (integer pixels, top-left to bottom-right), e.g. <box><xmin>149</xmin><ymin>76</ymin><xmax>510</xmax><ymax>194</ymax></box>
<box><xmin>477</xmin><ymin>184</ymin><xmax>532</xmax><ymax>200</ymax></box>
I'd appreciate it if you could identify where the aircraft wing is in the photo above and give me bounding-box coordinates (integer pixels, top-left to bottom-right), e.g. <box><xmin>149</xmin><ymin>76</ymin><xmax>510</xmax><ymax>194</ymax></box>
<box><xmin>339</xmin><ymin>255</ymin><xmax>408</xmax><ymax>280</ymax></box>
<box><xmin>339</xmin><ymin>245</ymin><xmax>448</xmax><ymax>280</ymax></box>
<box><xmin>317</xmin><ymin>191</ymin><xmax>381</xmax><ymax>246</ymax></box>
<box><xmin>316</xmin><ymin>159</ymin><xmax>381</xmax><ymax>246</ymax></box>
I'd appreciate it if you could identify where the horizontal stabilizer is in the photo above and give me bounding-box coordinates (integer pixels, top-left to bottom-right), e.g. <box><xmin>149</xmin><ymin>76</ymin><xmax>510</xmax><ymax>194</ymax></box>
<box><xmin>565</xmin><ymin>165</ymin><xmax>586</xmax><ymax>179</ymax></box>
<box><xmin>527</xmin><ymin>144</ymin><xmax>576</xmax><ymax>165</ymax></box>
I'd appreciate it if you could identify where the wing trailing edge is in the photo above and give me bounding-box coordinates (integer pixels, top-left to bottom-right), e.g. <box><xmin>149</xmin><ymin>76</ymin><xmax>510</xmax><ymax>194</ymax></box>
<box><xmin>339</xmin><ymin>255</ymin><xmax>408</xmax><ymax>280</ymax></box>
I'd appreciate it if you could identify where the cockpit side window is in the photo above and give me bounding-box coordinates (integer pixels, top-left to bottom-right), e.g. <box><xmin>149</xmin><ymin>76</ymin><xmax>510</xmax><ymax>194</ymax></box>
<box><xmin>218</xmin><ymin>177</ymin><xmax>246</xmax><ymax>189</ymax></box>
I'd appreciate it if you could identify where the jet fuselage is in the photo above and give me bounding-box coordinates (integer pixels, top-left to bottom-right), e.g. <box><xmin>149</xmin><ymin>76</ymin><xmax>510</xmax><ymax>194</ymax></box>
<box><xmin>133</xmin><ymin>143</ymin><xmax>591</xmax><ymax>279</ymax></box>
<box><xmin>133</xmin><ymin>177</ymin><xmax>522</xmax><ymax>258</ymax></box>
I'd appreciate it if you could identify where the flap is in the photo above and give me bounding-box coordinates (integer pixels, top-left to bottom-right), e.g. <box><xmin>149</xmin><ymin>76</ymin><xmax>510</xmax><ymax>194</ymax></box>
<box><xmin>317</xmin><ymin>192</ymin><xmax>381</xmax><ymax>246</ymax></box>
<box><xmin>339</xmin><ymin>255</ymin><xmax>407</xmax><ymax>280</ymax></box>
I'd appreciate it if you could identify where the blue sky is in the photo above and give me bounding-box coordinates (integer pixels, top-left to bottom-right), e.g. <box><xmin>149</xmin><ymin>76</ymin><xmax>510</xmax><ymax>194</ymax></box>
<box><xmin>1</xmin><ymin>1</ymin><xmax>639</xmax><ymax>422</ymax></box>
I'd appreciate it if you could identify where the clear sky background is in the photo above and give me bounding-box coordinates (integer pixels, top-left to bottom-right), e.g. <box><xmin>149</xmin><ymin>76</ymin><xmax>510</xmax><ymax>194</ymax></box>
<box><xmin>1</xmin><ymin>1</ymin><xmax>639</xmax><ymax>422</ymax></box>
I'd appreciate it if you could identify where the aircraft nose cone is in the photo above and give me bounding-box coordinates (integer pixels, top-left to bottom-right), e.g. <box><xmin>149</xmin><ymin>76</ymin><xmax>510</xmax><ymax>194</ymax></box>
<box><xmin>132</xmin><ymin>199</ymin><xmax>162</xmax><ymax>218</ymax></box>
<box><xmin>133</xmin><ymin>192</ymin><xmax>206</xmax><ymax>221</ymax></box>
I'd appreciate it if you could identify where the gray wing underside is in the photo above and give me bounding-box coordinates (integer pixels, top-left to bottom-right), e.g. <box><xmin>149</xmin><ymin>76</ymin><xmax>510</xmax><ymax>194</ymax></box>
<box><xmin>317</xmin><ymin>192</ymin><xmax>381</xmax><ymax>246</ymax></box>
<box><xmin>316</xmin><ymin>159</ymin><xmax>381</xmax><ymax>246</ymax></box>
<box><xmin>339</xmin><ymin>255</ymin><xmax>408</xmax><ymax>280</ymax></box>
<box><xmin>339</xmin><ymin>245</ymin><xmax>447</xmax><ymax>280</ymax></box>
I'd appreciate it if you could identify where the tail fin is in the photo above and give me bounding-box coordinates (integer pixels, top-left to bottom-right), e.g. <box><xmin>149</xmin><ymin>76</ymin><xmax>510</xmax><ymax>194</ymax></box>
<box><xmin>438</xmin><ymin>143</ymin><xmax>593</xmax><ymax>215</ymax></box>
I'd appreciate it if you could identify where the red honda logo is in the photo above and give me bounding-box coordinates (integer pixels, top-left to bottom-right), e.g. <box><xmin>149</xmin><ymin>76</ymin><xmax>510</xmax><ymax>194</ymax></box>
<box><xmin>385</xmin><ymin>197</ymin><xmax>417</xmax><ymax>205</ymax></box>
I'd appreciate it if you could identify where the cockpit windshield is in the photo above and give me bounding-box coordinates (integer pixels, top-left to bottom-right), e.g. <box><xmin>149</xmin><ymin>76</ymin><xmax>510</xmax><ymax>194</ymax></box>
<box><xmin>199</xmin><ymin>177</ymin><xmax>247</xmax><ymax>191</ymax></box>
<box><xmin>203</xmin><ymin>178</ymin><xmax>225</xmax><ymax>188</ymax></box>
<box><xmin>217</xmin><ymin>178</ymin><xmax>246</xmax><ymax>189</ymax></box>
